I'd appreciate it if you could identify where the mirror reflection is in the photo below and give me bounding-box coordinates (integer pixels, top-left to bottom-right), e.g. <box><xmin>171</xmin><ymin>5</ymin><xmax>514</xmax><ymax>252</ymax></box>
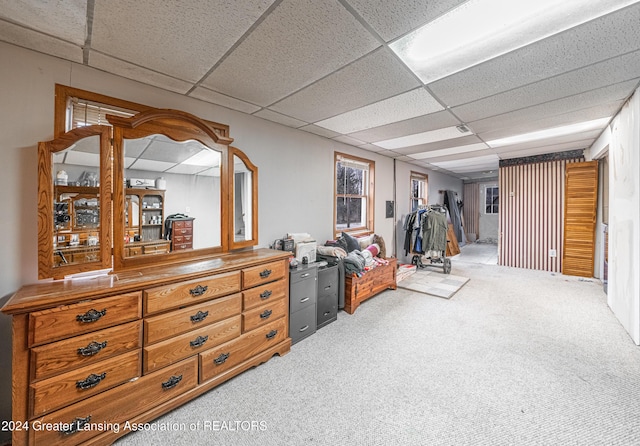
<box><xmin>122</xmin><ymin>134</ymin><xmax>222</xmax><ymax>258</ymax></box>
<box><xmin>233</xmin><ymin>154</ymin><xmax>253</xmax><ymax>242</ymax></box>
<box><xmin>52</xmin><ymin>135</ymin><xmax>101</xmax><ymax>268</ymax></box>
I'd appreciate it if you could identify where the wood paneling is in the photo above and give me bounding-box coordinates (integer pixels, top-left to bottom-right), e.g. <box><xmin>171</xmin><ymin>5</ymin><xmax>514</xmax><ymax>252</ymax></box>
<box><xmin>562</xmin><ymin>161</ymin><xmax>599</xmax><ymax>277</ymax></box>
<box><xmin>499</xmin><ymin>158</ymin><xmax>582</xmax><ymax>272</ymax></box>
<box><xmin>462</xmin><ymin>182</ymin><xmax>480</xmax><ymax>240</ymax></box>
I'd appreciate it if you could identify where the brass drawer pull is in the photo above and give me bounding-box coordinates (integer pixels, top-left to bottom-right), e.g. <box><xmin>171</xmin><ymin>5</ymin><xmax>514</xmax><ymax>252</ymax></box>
<box><xmin>260</xmin><ymin>290</ymin><xmax>272</xmax><ymax>299</ymax></box>
<box><xmin>189</xmin><ymin>285</ymin><xmax>208</xmax><ymax>296</ymax></box>
<box><xmin>76</xmin><ymin>308</ymin><xmax>107</xmax><ymax>323</ymax></box>
<box><xmin>190</xmin><ymin>310</ymin><xmax>209</xmax><ymax>322</ymax></box>
<box><xmin>161</xmin><ymin>374</ymin><xmax>183</xmax><ymax>389</ymax></box>
<box><xmin>62</xmin><ymin>415</ymin><xmax>91</xmax><ymax>435</ymax></box>
<box><xmin>76</xmin><ymin>372</ymin><xmax>106</xmax><ymax>390</ymax></box>
<box><xmin>260</xmin><ymin>309</ymin><xmax>273</xmax><ymax>320</ymax></box>
<box><xmin>77</xmin><ymin>340</ymin><xmax>108</xmax><ymax>356</ymax></box>
<box><xmin>259</xmin><ymin>269</ymin><xmax>272</xmax><ymax>278</ymax></box>
<box><xmin>214</xmin><ymin>352</ymin><xmax>230</xmax><ymax>365</ymax></box>
<box><xmin>190</xmin><ymin>335</ymin><xmax>209</xmax><ymax>348</ymax></box>
<box><xmin>266</xmin><ymin>329</ymin><xmax>278</xmax><ymax>339</ymax></box>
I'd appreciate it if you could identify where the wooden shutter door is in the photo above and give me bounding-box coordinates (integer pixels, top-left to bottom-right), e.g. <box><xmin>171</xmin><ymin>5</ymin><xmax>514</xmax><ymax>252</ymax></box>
<box><xmin>562</xmin><ymin>161</ymin><xmax>598</xmax><ymax>277</ymax></box>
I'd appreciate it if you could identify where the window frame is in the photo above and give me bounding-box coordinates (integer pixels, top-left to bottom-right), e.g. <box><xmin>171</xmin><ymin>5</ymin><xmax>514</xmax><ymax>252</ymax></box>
<box><xmin>334</xmin><ymin>152</ymin><xmax>375</xmax><ymax>237</ymax></box>
<box><xmin>485</xmin><ymin>185</ymin><xmax>499</xmax><ymax>214</ymax></box>
<box><xmin>410</xmin><ymin>171</ymin><xmax>428</xmax><ymax>211</ymax></box>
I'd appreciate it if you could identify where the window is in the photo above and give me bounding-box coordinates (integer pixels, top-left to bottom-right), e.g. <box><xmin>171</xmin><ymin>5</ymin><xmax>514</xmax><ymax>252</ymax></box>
<box><xmin>485</xmin><ymin>186</ymin><xmax>499</xmax><ymax>214</ymax></box>
<box><xmin>334</xmin><ymin>152</ymin><xmax>374</xmax><ymax>235</ymax></box>
<box><xmin>410</xmin><ymin>171</ymin><xmax>428</xmax><ymax>211</ymax></box>
<box><xmin>68</xmin><ymin>97</ymin><xmax>137</xmax><ymax>131</ymax></box>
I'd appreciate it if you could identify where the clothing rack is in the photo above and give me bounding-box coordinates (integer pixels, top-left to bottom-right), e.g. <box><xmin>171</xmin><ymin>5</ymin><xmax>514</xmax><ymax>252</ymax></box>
<box><xmin>403</xmin><ymin>204</ymin><xmax>452</xmax><ymax>274</ymax></box>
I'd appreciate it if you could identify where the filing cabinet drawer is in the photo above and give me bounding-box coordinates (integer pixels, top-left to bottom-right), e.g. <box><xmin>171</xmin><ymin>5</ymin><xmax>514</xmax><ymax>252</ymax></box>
<box><xmin>242</xmin><ymin>298</ymin><xmax>287</xmax><ymax>332</ymax></box>
<box><xmin>290</xmin><ymin>267</ymin><xmax>317</xmax><ymax>285</ymax></box>
<box><xmin>143</xmin><ymin>315</ymin><xmax>241</xmax><ymax>373</ymax></box>
<box><xmin>31</xmin><ymin>320</ymin><xmax>142</xmax><ymax>381</ymax></box>
<box><xmin>29</xmin><ymin>292</ymin><xmax>142</xmax><ymax>347</ymax></box>
<box><xmin>242</xmin><ymin>260</ymin><xmax>286</xmax><ymax>288</ymax></box>
<box><xmin>317</xmin><ymin>267</ymin><xmax>339</xmax><ymax>298</ymax></box>
<box><xmin>290</xmin><ymin>278</ymin><xmax>317</xmax><ymax>314</ymax></box>
<box><xmin>317</xmin><ymin>293</ymin><xmax>338</xmax><ymax>329</ymax></box>
<box><xmin>144</xmin><ymin>271</ymin><xmax>241</xmax><ymax>315</ymax></box>
<box><xmin>144</xmin><ymin>293</ymin><xmax>242</xmax><ymax>344</ymax></box>
<box><xmin>243</xmin><ymin>279</ymin><xmax>286</xmax><ymax>311</ymax></box>
<box><xmin>289</xmin><ymin>304</ymin><xmax>316</xmax><ymax>344</ymax></box>
<box><xmin>200</xmin><ymin>317</ymin><xmax>287</xmax><ymax>382</ymax></box>
<box><xmin>31</xmin><ymin>357</ymin><xmax>198</xmax><ymax>446</ymax></box>
<box><xmin>30</xmin><ymin>350</ymin><xmax>141</xmax><ymax>417</ymax></box>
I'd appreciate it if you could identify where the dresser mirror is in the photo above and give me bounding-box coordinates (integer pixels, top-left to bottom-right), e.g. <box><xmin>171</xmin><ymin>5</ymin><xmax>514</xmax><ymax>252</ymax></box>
<box><xmin>109</xmin><ymin>108</ymin><xmax>244</xmax><ymax>270</ymax></box>
<box><xmin>230</xmin><ymin>148</ymin><xmax>258</xmax><ymax>249</ymax></box>
<box><xmin>37</xmin><ymin>125</ymin><xmax>112</xmax><ymax>279</ymax></box>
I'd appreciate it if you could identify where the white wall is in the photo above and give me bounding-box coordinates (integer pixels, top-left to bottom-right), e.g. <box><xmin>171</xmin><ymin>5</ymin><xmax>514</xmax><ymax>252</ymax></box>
<box><xmin>0</xmin><ymin>42</ymin><xmax>461</xmax><ymax>430</ymax></box>
<box><xmin>594</xmin><ymin>88</ymin><xmax>640</xmax><ymax>345</ymax></box>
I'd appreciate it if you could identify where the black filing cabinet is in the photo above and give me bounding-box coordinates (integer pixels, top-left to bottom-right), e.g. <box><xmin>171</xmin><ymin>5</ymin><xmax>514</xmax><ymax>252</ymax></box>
<box><xmin>289</xmin><ymin>264</ymin><xmax>317</xmax><ymax>344</ymax></box>
<box><xmin>317</xmin><ymin>263</ymin><xmax>339</xmax><ymax>329</ymax></box>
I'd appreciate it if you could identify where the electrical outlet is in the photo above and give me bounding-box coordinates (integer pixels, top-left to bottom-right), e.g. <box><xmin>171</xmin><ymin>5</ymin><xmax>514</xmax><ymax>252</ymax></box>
<box><xmin>185</xmin><ymin>206</ymin><xmax>191</xmax><ymax>213</ymax></box>
<box><xmin>549</xmin><ymin>249</ymin><xmax>557</xmax><ymax>257</ymax></box>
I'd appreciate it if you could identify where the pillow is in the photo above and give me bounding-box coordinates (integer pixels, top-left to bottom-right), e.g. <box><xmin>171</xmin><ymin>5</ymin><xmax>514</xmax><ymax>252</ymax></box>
<box><xmin>373</xmin><ymin>234</ymin><xmax>386</xmax><ymax>258</ymax></box>
<box><xmin>326</xmin><ymin>238</ymin><xmax>349</xmax><ymax>253</ymax></box>
<box><xmin>341</xmin><ymin>232</ymin><xmax>360</xmax><ymax>253</ymax></box>
<box><xmin>365</xmin><ymin>243</ymin><xmax>380</xmax><ymax>257</ymax></box>
<box><xmin>358</xmin><ymin>234</ymin><xmax>374</xmax><ymax>250</ymax></box>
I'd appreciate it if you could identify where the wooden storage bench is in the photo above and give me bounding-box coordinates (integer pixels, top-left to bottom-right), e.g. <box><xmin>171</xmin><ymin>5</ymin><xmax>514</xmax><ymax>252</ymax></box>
<box><xmin>344</xmin><ymin>257</ymin><xmax>397</xmax><ymax>314</ymax></box>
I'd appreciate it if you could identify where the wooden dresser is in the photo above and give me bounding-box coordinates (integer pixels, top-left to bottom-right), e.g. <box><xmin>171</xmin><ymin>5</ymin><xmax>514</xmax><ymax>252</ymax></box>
<box><xmin>2</xmin><ymin>249</ymin><xmax>290</xmax><ymax>446</ymax></box>
<box><xmin>168</xmin><ymin>217</ymin><xmax>195</xmax><ymax>251</ymax></box>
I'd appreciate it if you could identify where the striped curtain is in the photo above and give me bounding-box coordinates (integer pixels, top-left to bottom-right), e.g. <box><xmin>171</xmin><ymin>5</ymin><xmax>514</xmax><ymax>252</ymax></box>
<box><xmin>462</xmin><ymin>182</ymin><xmax>480</xmax><ymax>241</ymax></box>
<box><xmin>499</xmin><ymin>158</ymin><xmax>582</xmax><ymax>272</ymax></box>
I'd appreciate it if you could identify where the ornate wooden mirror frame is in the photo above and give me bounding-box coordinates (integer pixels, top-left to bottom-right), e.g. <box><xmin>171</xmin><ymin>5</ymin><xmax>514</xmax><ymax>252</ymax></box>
<box><xmin>37</xmin><ymin>85</ymin><xmax>259</xmax><ymax>279</ymax></box>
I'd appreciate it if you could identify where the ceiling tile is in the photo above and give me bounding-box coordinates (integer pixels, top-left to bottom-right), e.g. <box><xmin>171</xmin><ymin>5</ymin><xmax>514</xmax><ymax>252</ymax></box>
<box><xmin>269</xmin><ymin>47</ymin><xmax>419</xmax><ymax>122</ymax></box>
<box><xmin>0</xmin><ymin>0</ymin><xmax>87</xmax><ymax>45</ymax></box>
<box><xmin>410</xmin><ymin>142</ymin><xmax>490</xmax><ymax>160</ymax></box>
<box><xmin>491</xmin><ymin>131</ymin><xmax>601</xmax><ymax>155</ymax></box>
<box><xmin>429</xmin><ymin>3</ymin><xmax>640</xmax><ymax>106</ymax></box>
<box><xmin>315</xmin><ymin>88</ymin><xmax>443</xmax><ymax>134</ymax></box>
<box><xmin>201</xmin><ymin>0</ymin><xmax>380</xmax><ymax>105</ymax></box>
<box><xmin>189</xmin><ymin>87</ymin><xmax>261</xmax><ymax>114</ymax></box>
<box><xmin>0</xmin><ymin>19</ymin><xmax>83</xmax><ymax>63</ymax></box>
<box><xmin>347</xmin><ymin>110</ymin><xmax>460</xmax><ymax>143</ymax></box>
<box><xmin>298</xmin><ymin>124</ymin><xmax>341</xmax><ymax>139</ymax></box>
<box><xmin>332</xmin><ymin>135</ymin><xmax>366</xmax><ymax>146</ymax></box>
<box><xmin>374</xmin><ymin>126</ymin><xmax>470</xmax><ymax>150</ymax></box>
<box><xmin>88</xmin><ymin>52</ymin><xmax>194</xmax><ymax>94</ymax></box>
<box><xmin>91</xmin><ymin>0</ymin><xmax>276</xmax><ymax>83</ymax></box>
<box><xmin>423</xmin><ymin>149</ymin><xmax>499</xmax><ymax>164</ymax></box>
<box><xmin>453</xmin><ymin>50</ymin><xmax>640</xmax><ymax>123</ymax></box>
<box><xmin>497</xmin><ymin>140</ymin><xmax>595</xmax><ymax>160</ymax></box>
<box><xmin>391</xmin><ymin>135</ymin><xmax>483</xmax><ymax>155</ymax></box>
<box><xmin>469</xmin><ymin>78</ymin><xmax>637</xmax><ymax>137</ymax></box>
<box><xmin>357</xmin><ymin>143</ymin><xmax>388</xmax><ymax>152</ymax></box>
<box><xmin>253</xmin><ymin>109</ymin><xmax>308</xmax><ymax>128</ymax></box>
<box><xmin>345</xmin><ymin>0</ymin><xmax>468</xmax><ymax>42</ymax></box>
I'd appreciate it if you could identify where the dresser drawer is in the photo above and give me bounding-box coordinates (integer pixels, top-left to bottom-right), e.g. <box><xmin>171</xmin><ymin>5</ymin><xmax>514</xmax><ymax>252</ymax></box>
<box><xmin>29</xmin><ymin>350</ymin><xmax>141</xmax><ymax>418</ymax></box>
<box><xmin>173</xmin><ymin>234</ymin><xmax>193</xmax><ymax>244</ymax></box>
<box><xmin>242</xmin><ymin>279</ymin><xmax>286</xmax><ymax>311</ymax></box>
<box><xmin>290</xmin><ymin>305</ymin><xmax>316</xmax><ymax>344</ymax></box>
<box><xmin>200</xmin><ymin>317</ymin><xmax>287</xmax><ymax>382</ymax></box>
<box><xmin>173</xmin><ymin>227</ymin><xmax>193</xmax><ymax>237</ymax></box>
<box><xmin>242</xmin><ymin>298</ymin><xmax>287</xmax><ymax>333</ymax></box>
<box><xmin>31</xmin><ymin>320</ymin><xmax>142</xmax><ymax>381</ymax></box>
<box><xmin>31</xmin><ymin>357</ymin><xmax>198</xmax><ymax>446</ymax></box>
<box><xmin>143</xmin><ymin>242</ymin><xmax>170</xmax><ymax>254</ymax></box>
<box><xmin>242</xmin><ymin>260</ymin><xmax>286</xmax><ymax>289</ymax></box>
<box><xmin>173</xmin><ymin>219</ymin><xmax>193</xmax><ymax>230</ymax></box>
<box><xmin>29</xmin><ymin>292</ymin><xmax>142</xmax><ymax>347</ymax></box>
<box><xmin>173</xmin><ymin>242</ymin><xmax>193</xmax><ymax>251</ymax></box>
<box><xmin>143</xmin><ymin>315</ymin><xmax>241</xmax><ymax>373</ymax></box>
<box><xmin>290</xmin><ymin>279</ymin><xmax>317</xmax><ymax>313</ymax></box>
<box><xmin>144</xmin><ymin>271</ymin><xmax>241</xmax><ymax>315</ymax></box>
<box><xmin>144</xmin><ymin>293</ymin><xmax>242</xmax><ymax>344</ymax></box>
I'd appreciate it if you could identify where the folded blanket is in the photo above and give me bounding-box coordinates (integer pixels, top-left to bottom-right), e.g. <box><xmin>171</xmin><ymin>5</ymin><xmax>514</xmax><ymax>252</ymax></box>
<box><xmin>317</xmin><ymin>245</ymin><xmax>348</xmax><ymax>259</ymax></box>
<box><xmin>343</xmin><ymin>250</ymin><xmax>366</xmax><ymax>275</ymax></box>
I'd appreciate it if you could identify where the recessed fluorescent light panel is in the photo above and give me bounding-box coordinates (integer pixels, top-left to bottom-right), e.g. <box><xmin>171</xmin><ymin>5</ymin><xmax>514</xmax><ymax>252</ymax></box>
<box><xmin>390</xmin><ymin>0</ymin><xmax>637</xmax><ymax>84</ymax></box>
<box><xmin>375</xmin><ymin>126</ymin><xmax>470</xmax><ymax>150</ymax></box>
<box><xmin>486</xmin><ymin>118</ymin><xmax>610</xmax><ymax>148</ymax></box>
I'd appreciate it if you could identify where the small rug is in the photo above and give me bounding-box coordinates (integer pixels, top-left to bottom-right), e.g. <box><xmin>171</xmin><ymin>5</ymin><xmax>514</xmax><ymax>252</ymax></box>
<box><xmin>397</xmin><ymin>269</ymin><xmax>469</xmax><ymax>299</ymax></box>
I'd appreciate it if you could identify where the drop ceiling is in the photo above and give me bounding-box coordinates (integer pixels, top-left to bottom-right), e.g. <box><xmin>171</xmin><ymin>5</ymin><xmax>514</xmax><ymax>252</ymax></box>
<box><xmin>1</xmin><ymin>0</ymin><xmax>639</xmax><ymax>180</ymax></box>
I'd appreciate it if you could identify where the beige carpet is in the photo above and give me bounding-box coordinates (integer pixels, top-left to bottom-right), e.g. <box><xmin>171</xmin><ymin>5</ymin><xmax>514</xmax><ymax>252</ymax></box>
<box><xmin>397</xmin><ymin>269</ymin><xmax>469</xmax><ymax>299</ymax></box>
